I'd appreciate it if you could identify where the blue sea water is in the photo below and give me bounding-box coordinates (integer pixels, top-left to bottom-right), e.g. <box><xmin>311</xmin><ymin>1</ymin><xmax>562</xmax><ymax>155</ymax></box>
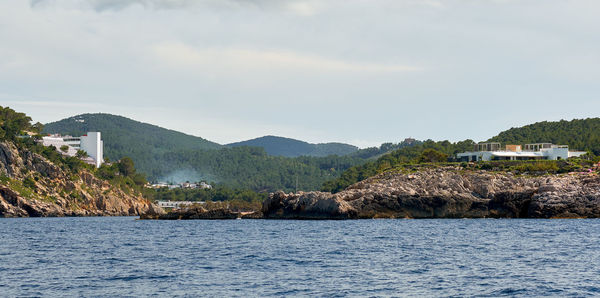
<box><xmin>1</xmin><ymin>218</ymin><xmax>600</xmax><ymax>297</ymax></box>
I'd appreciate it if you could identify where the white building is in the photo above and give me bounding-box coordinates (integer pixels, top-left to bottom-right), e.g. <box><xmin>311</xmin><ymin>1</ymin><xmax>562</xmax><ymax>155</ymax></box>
<box><xmin>41</xmin><ymin>132</ymin><xmax>104</xmax><ymax>168</ymax></box>
<box><xmin>79</xmin><ymin>132</ymin><xmax>103</xmax><ymax>168</ymax></box>
<box><xmin>457</xmin><ymin>143</ymin><xmax>587</xmax><ymax>162</ymax></box>
<box><xmin>156</xmin><ymin>201</ymin><xmax>204</xmax><ymax>209</ymax></box>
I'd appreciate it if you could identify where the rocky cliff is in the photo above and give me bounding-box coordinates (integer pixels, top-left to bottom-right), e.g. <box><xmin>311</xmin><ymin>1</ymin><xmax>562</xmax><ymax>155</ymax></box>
<box><xmin>263</xmin><ymin>167</ymin><xmax>600</xmax><ymax>219</ymax></box>
<box><xmin>0</xmin><ymin>141</ymin><xmax>160</xmax><ymax>217</ymax></box>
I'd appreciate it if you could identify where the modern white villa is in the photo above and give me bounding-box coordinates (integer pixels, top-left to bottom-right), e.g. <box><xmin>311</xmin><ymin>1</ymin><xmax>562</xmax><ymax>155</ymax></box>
<box><xmin>457</xmin><ymin>142</ymin><xmax>587</xmax><ymax>162</ymax></box>
<box><xmin>41</xmin><ymin>132</ymin><xmax>104</xmax><ymax>168</ymax></box>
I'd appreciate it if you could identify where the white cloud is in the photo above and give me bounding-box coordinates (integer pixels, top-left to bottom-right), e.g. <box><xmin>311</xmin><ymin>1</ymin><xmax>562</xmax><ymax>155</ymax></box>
<box><xmin>152</xmin><ymin>42</ymin><xmax>421</xmax><ymax>74</ymax></box>
<box><xmin>31</xmin><ymin>0</ymin><xmax>328</xmax><ymax>15</ymax></box>
<box><xmin>4</xmin><ymin>0</ymin><xmax>600</xmax><ymax>146</ymax></box>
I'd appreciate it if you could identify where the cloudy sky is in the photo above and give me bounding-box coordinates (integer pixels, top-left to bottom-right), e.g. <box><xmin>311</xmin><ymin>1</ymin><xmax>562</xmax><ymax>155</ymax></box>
<box><xmin>1</xmin><ymin>0</ymin><xmax>599</xmax><ymax>147</ymax></box>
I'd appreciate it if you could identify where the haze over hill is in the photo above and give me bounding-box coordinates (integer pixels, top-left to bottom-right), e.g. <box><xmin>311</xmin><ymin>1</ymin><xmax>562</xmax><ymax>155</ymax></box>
<box><xmin>227</xmin><ymin>136</ymin><xmax>358</xmax><ymax>157</ymax></box>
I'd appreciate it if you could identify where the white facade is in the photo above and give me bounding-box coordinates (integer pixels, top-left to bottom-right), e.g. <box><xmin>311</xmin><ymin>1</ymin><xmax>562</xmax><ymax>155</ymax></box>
<box><xmin>41</xmin><ymin>136</ymin><xmax>79</xmax><ymax>157</ymax></box>
<box><xmin>457</xmin><ymin>143</ymin><xmax>587</xmax><ymax>162</ymax></box>
<box><xmin>80</xmin><ymin>132</ymin><xmax>104</xmax><ymax>168</ymax></box>
<box><xmin>41</xmin><ymin>132</ymin><xmax>104</xmax><ymax>168</ymax></box>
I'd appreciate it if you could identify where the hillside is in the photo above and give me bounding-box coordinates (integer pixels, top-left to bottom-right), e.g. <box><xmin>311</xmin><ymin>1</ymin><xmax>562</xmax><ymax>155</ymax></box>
<box><xmin>0</xmin><ymin>107</ymin><xmax>157</xmax><ymax>217</ymax></box>
<box><xmin>322</xmin><ymin>139</ymin><xmax>476</xmax><ymax>192</ymax></box>
<box><xmin>227</xmin><ymin>135</ymin><xmax>358</xmax><ymax>157</ymax></box>
<box><xmin>44</xmin><ymin>114</ymin><xmax>366</xmax><ymax>191</ymax></box>
<box><xmin>154</xmin><ymin>146</ymin><xmax>364</xmax><ymax>192</ymax></box>
<box><xmin>43</xmin><ymin>113</ymin><xmax>222</xmax><ymax>175</ymax></box>
<box><xmin>488</xmin><ymin>118</ymin><xmax>600</xmax><ymax>155</ymax></box>
<box><xmin>322</xmin><ymin>118</ymin><xmax>600</xmax><ymax>193</ymax></box>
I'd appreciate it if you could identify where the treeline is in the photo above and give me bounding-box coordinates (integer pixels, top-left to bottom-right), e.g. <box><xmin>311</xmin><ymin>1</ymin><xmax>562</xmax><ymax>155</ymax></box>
<box><xmin>151</xmin><ymin>186</ymin><xmax>267</xmax><ymax>203</ymax></box>
<box><xmin>348</xmin><ymin>140</ymin><xmax>423</xmax><ymax>159</ymax></box>
<box><xmin>0</xmin><ymin>106</ymin><xmax>43</xmax><ymax>141</ymax></box>
<box><xmin>43</xmin><ymin>113</ymin><xmax>369</xmax><ymax>191</ymax></box>
<box><xmin>155</xmin><ymin>146</ymin><xmax>365</xmax><ymax>192</ymax></box>
<box><xmin>488</xmin><ymin>118</ymin><xmax>600</xmax><ymax>155</ymax></box>
<box><xmin>227</xmin><ymin>135</ymin><xmax>358</xmax><ymax>157</ymax></box>
<box><xmin>321</xmin><ymin>140</ymin><xmax>476</xmax><ymax>193</ymax></box>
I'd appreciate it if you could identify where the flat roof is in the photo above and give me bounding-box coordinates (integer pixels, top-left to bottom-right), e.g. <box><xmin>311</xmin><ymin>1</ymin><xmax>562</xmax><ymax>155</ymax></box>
<box><xmin>457</xmin><ymin>151</ymin><xmax>543</xmax><ymax>157</ymax></box>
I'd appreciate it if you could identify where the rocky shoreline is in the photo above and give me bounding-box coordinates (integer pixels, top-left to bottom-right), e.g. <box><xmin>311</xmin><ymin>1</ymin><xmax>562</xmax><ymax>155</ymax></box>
<box><xmin>261</xmin><ymin>167</ymin><xmax>600</xmax><ymax>219</ymax></box>
<box><xmin>0</xmin><ymin>141</ymin><xmax>157</xmax><ymax>217</ymax></box>
<box><xmin>4</xmin><ymin>136</ymin><xmax>599</xmax><ymax>220</ymax></box>
<box><xmin>143</xmin><ymin>166</ymin><xmax>600</xmax><ymax>220</ymax></box>
<box><xmin>140</xmin><ymin>205</ymin><xmax>261</xmax><ymax>220</ymax></box>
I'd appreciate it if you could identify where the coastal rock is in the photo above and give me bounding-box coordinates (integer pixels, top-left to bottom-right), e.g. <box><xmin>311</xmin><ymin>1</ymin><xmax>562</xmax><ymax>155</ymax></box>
<box><xmin>0</xmin><ymin>141</ymin><xmax>161</xmax><ymax>217</ymax></box>
<box><xmin>148</xmin><ymin>206</ymin><xmax>247</xmax><ymax>220</ymax></box>
<box><xmin>263</xmin><ymin>167</ymin><xmax>600</xmax><ymax>219</ymax></box>
<box><xmin>262</xmin><ymin>191</ymin><xmax>356</xmax><ymax>219</ymax></box>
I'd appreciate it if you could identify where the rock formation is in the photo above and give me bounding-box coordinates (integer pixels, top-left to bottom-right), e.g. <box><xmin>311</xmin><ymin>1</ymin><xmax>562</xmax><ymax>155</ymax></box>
<box><xmin>141</xmin><ymin>205</ymin><xmax>260</xmax><ymax>220</ymax></box>
<box><xmin>262</xmin><ymin>167</ymin><xmax>600</xmax><ymax>219</ymax></box>
<box><xmin>0</xmin><ymin>141</ymin><xmax>159</xmax><ymax>217</ymax></box>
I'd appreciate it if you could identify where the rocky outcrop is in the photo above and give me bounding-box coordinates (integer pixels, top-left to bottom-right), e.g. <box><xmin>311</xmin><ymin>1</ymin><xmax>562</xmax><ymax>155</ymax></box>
<box><xmin>141</xmin><ymin>205</ymin><xmax>259</xmax><ymax>220</ymax></box>
<box><xmin>263</xmin><ymin>167</ymin><xmax>600</xmax><ymax>219</ymax></box>
<box><xmin>0</xmin><ymin>141</ymin><xmax>159</xmax><ymax>217</ymax></box>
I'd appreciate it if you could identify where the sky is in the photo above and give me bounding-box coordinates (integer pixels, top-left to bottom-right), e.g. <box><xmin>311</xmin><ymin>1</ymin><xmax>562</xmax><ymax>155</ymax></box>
<box><xmin>1</xmin><ymin>0</ymin><xmax>599</xmax><ymax>148</ymax></box>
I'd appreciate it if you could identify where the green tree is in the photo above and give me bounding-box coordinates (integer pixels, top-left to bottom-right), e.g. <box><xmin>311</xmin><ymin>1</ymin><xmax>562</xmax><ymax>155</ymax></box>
<box><xmin>118</xmin><ymin>157</ymin><xmax>136</xmax><ymax>177</ymax></box>
<box><xmin>60</xmin><ymin>145</ymin><xmax>69</xmax><ymax>153</ymax></box>
<box><xmin>0</xmin><ymin>106</ymin><xmax>34</xmax><ymax>140</ymax></box>
<box><xmin>76</xmin><ymin>150</ymin><xmax>88</xmax><ymax>158</ymax></box>
<box><xmin>417</xmin><ymin>149</ymin><xmax>449</xmax><ymax>163</ymax></box>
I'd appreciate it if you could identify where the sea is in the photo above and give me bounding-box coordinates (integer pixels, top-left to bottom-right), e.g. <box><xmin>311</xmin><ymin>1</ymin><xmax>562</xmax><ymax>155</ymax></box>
<box><xmin>1</xmin><ymin>217</ymin><xmax>600</xmax><ymax>297</ymax></box>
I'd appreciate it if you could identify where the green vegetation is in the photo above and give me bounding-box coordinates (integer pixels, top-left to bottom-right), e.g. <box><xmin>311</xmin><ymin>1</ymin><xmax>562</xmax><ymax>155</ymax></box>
<box><xmin>322</xmin><ymin>140</ymin><xmax>476</xmax><ymax>192</ymax></box>
<box><xmin>152</xmin><ymin>185</ymin><xmax>267</xmax><ymax>203</ymax></box>
<box><xmin>488</xmin><ymin>118</ymin><xmax>600</xmax><ymax>155</ymax></box>
<box><xmin>156</xmin><ymin>147</ymin><xmax>364</xmax><ymax>192</ymax></box>
<box><xmin>227</xmin><ymin>135</ymin><xmax>358</xmax><ymax>157</ymax></box>
<box><xmin>417</xmin><ymin>149</ymin><xmax>448</xmax><ymax>163</ymax></box>
<box><xmin>44</xmin><ymin>114</ymin><xmax>366</xmax><ymax>191</ymax></box>
<box><xmin>95</xmin><ymin>158</ymin><xmax>151</xmax><ymax>197</ymax></box>
<box><xmin>348</xmin><ymin>140</ymin><xmax>422</xmax><ymax>160</ymax></box>
<box><xmin>471</xmin><ymin>159</ymin><xmax>596</xmax><ymax>174</ymax></box>
<box><xmin>41</xmin><ymin>113</ymin><xmax>600</xmax><ymax>196</ymax></box>
<box><xmin>43</xmin><ymin>113</ymin><xmax>221</xmax><ymax>170</ymax></box>
<box><xmin>323</xmin><ymin>118</ymin><xmax>600</xmax><ymax>193</ymax></box>
<box><xmin>0</xmin><ymin>106</ymin><xmax>43</xmax><ymax>141</ymax></box>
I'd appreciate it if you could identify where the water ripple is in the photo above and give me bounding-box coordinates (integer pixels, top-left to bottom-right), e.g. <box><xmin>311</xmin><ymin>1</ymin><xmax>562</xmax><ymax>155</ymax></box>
<box><xmin>1</xmin><ymin>217</ymin><xmax>600</xmax><ymax>296</ymax></box>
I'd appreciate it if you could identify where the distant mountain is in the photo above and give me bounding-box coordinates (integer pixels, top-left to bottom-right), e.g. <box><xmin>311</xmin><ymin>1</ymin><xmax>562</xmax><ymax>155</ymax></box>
<box><xmin>488</xmin><ymin>118</ymin><xmax>600</xmax><ymax>155</ymax></box>
<box><xmin>43</xmin><ymin>113</ymin><xmax>221</xmax><ymax>164</ymax></box>
<box><xmin>227</xmin><ymin>135</ymin><xmax>359</xmax><ymax>157</ymax></box>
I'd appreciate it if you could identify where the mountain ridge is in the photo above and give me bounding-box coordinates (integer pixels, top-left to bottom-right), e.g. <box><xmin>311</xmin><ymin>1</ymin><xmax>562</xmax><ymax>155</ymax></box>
<box><xmin>227</xmin><ymin>135</ymin><xmax>359</xmax><ymax>157</ymax></box>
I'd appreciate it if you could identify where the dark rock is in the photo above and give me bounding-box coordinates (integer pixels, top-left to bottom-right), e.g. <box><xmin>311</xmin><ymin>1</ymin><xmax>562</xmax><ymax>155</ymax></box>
<box><xmin>145</xmin><ymin>206</ymin><xmax>245</xmax><ymax>220</ymax></box>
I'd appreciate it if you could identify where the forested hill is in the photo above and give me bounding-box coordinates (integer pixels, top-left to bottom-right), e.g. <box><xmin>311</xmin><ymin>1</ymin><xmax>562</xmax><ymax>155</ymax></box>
<box><xmin>227</xmin><ymin>135</ymin><xmax>358</xmax><ymax>157</ymax></box>
<box><xmin>488</xmin><ymin>118</ymin><xmax>600</xmax><ymax>155</ymax></box>
<box><xmin>43</xmin><ymin>113</ymin><xmax>222</xmax><ymax>162</ymax></box>
<box><xmin>322</xmin><ymin>118</ymin><xmax>600</xmax><ymax>193</ymax></box>
<box><xmin>43</xmin><ymin>114</ymin><xmax>366</xmax><ymax>191</ymax></box>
